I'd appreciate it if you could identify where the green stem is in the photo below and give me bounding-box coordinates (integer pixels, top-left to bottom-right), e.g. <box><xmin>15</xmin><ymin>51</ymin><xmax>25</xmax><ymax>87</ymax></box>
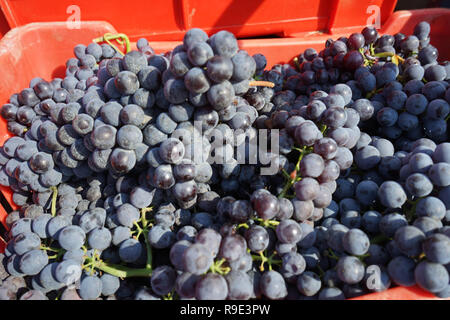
<box><xmin>252</xmin><ymin>251</ymin><xmax>282</xmax><ymax>272</ymax></box>
<box><xmin>40</xmin><ymin>245</ymin><xmax>60</xmax><ymax>253</ymax></box>
<box><xmin>82</xmin><ymin>261</ymin><xmax>94</xmax><ymax>271</ymax></box>
<box><xmin>365</xmin><ymin>89</ymin><xmax>377</xmax><ymax>99</ymax></box>
<box><xmin>93</xmin><ymin>33</ymin><xmax>131</xmax><ymax>56</ymax></box>
<box><xmin>81</xmin><ymin>226</ymin><xmax>153</xmax><ymax>278</ymax></box>
<box><xmin>267</xmin><ymin>256</ymin><xmax>282</xmax><ymax>271</ymax></box>
<box><xmin>209</xmin><ymin>258</ymin><xmax>230</xmax><ymax>275</ymax></box>
<box><xmin>253</xmin><ymin>251</ymin><xmax>269</xmax><ymax>272</ymax></box>
<box><xmin>372</xmin><ymin>51</ymin><xmax>404</xmax><ymax>66</ymax></box>
<box><xmin>86</xmin><ymin>257</ymin><xmax>152</xmax><ymax>278</ymax></box>
<box><xmin>133</xmin><ymin>221</ymin><xmax>143</xmax><ymax>240</ymax></box>
<box><xmin>369</xmin><ymin>43</ymin><xmax>375</xmax><ymax>56</ymax></box>
<box><xmin>359</xmin><ymin>48</ymin><xmax>371</xmax><ymax>66</ymax></box>
<box><xmin>50</xmin><ymin>186</ymin><xmax>58</xmax><ymax>217</ymax></box>
<box><xmin>279</xmin><ymin>147</ymin><xmax>309</xmax><ymax>198</ymax></box>
<box><xmin>140</xmin><ymin>207</ymin><xmax>152</xmax><ymax>228</ymax></box>
<box><xmin>253</xmin><ymin>218</ymin><xmax>280</xmax><ymax>229</ymax></box>
<box><xmin>143</xmin><ymin>231</ymin><xmax>153</xmax><ymax>271</ymax></box>
<box><xmin>126</xmin><ymin>207</ymin><xmax>154</xmax><ymax>271</ymax></box>
<box><xmin>55</xmin><ymin>249</ymin><xmax>65</xmax><ymax>261</ymax></box>
<box><xmin>373</xmin><ymin>52</ymin><xmax>395</xmax><ymax>58</ymax></box>
<box><xmin>163</xmin><ymin>291</ymin><xmax>175</xmax><ymax>300</ymax></box>
<box><xmin>281</xmin><ymin>168</ymin><xmax>291</xmax><ymax>180</ymax></box>
<box><xmin>295</xmin><ymin>148</ymin><xmax>309</xmax><ymax>171</ymax></box>
<box><xmin>278</xmin><ymin>179</ymin><xmax>295</xmax><ymax>199</ymax></box>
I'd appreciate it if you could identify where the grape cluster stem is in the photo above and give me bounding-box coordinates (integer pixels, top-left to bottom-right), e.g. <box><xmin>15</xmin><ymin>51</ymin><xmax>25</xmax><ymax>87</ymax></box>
<box><xmin>278</xmin><ymin>146</ymin><xmax>312</xmax><ymax>198</ymax></box>
<box><xmin>252</xmin><ymin>251</ymin><xmax>282</xmax><ymax>272</ymax></box>
<box><xmin>93</xmin><ymin>33</ymin><xmax>131</xmax><ymax>56</ymax></box>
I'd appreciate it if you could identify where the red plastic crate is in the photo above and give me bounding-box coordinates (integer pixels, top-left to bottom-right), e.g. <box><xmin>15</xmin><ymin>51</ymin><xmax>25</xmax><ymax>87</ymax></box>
<box><xmin>0</xmin><ymin>8</ymin><xmax>449</xmax><ymax>300</ymax></box>
<box><xmin>0</xmin><ymin>0</ymin><xmax>397</xmax><ymax>40</ymax></box>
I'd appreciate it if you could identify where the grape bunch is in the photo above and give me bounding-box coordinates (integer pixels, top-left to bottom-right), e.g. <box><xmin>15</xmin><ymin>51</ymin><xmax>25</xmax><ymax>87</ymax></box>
<box><xmin>311</xmin><ymin>140</ymin><xmax>450</xmax><ymax>298</ymax></box>
<box><xmin>0</xmin><ymin>39</ymin><xmax>148</xmax><ymax>200</ymax></box>
<box><xmin>260</xmin><ymin>21</ymin><xmax>449</xmax><ymax>148</ymax></box>
<box><xmin>165</xmin><ymin>28</ymin><xmax>261</xmax><ymax>109</ymax></box>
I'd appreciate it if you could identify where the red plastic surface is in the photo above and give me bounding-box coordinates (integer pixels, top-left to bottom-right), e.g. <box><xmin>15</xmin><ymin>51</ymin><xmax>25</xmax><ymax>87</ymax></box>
<box><xmin>0</xmin><ymin>9</ymin><xmax>449</xmax><ymax>300</ymax></box>
<box><xmin>0</xmin><ymin>0</ymin><xmax>396</xmax><ymax>40</ymax></box>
